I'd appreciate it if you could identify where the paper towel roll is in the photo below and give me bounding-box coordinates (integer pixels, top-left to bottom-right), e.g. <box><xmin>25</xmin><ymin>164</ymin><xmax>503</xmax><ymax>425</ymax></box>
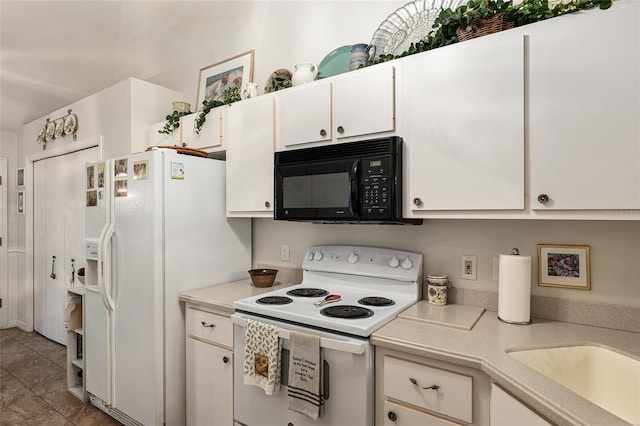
<box><xmin>498</xmin><ymin>254</ymin><xmax>532</xmax><ymax>324</ymax></box>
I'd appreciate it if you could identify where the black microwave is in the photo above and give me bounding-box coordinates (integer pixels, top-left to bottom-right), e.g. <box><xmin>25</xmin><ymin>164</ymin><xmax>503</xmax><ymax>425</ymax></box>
<box><xmin>274</xmin><ymin>137</ymin><xmax>421</xmax><ymax>224</ymax></box>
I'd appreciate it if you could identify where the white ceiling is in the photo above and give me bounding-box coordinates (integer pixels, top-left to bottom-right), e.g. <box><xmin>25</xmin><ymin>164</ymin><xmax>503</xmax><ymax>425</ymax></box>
<box><xmin>0</xmin><ymin>1</ymin><xmax>245</xmax><ymax>132</ymax></box>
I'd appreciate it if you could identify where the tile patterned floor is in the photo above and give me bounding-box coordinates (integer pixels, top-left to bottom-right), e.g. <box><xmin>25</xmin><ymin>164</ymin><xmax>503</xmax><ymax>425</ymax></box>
<box><xmin>0</xmin><ymin>327</ymin><xmax>121</xmax><ymax>425</ymax></box>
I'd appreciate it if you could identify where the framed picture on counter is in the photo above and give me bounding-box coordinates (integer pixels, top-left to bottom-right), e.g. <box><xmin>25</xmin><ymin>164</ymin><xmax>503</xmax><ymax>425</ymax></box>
<box><xmin>538</xmin><ymin>244</ymin><xmax>591</xmax><ymax>290</ymax></box>
<box><xmin>196</xmin><ymin>50</ymin><xmax>254</xmax><ymax>107</ymax></box>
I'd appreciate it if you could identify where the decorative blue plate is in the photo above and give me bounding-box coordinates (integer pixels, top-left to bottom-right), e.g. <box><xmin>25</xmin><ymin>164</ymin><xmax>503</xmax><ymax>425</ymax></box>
<box><xmin>318</xmin><ymin>45</ymin><xmax>352</xmax><ymax>79</ymax></box>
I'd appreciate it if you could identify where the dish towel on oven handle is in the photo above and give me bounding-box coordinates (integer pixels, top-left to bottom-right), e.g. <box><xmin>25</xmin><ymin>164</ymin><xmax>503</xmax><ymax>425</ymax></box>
<box><xmin>287</xmin><ymin>331</ymin><xmax>323</xmax><ymax>420</ymax></box>
<box><xmin>243</xmin><ymin>318</ymin><xmax>282</xmax><ymax>395</ymax></box>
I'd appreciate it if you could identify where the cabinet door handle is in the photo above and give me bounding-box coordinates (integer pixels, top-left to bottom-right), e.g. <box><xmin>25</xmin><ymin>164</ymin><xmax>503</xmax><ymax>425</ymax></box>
<box><xmin>336</xmin><ymin>125</ymin><xmax>345</xmax><ymax>134</ymax></box>
<box><xmin>412</xmin><ymin>197</ymin><xmax>422</xmax><ymax>206</ymax></box>
<box><xmin>201</xmin><ymin>321</ymin><xmax>215</xmax><ymax>328</ymax></box>
<box><xmin>387</xmin><ymin>411</ymin><xmax>397</xmax><ymax>422</ymax></box>
<box><xmin>50</xmin><ymin>256</ymin><xmax>57</xmax><ymax>279</ymax></box>
<box><xmin>222</xmin><ymin>356</ymin><xmax>230</xmax><ymax>364</ymax></box>
<box><xmin>320</xmin><ymin>129</ymin><xmax>327</xmax><ymax>137</ymax></box>
<box><xmin>265</xmin><ymin>201</ymin><xmax>270</xmax><ymax>208</ymax></box>
<box><xmin>409</xmin><ymin>377</ymin><xmax>439</xmax><ymax>390</ymax></box>
<box><xmin>537</xmin><ymin>193</ymin><xmax>549</xmax><ymax>204</ymax></box>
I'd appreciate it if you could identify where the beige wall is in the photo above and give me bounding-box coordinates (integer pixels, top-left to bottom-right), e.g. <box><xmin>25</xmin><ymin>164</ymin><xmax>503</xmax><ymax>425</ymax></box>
<box><xmin>253</xmin><ymin>219</ymin><xmax>640</xmax><ymax>307</ymax></box>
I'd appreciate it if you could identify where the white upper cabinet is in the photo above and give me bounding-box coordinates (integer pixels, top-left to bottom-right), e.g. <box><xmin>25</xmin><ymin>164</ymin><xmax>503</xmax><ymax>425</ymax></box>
<box><xmin>226</xmin><ymin>95</ymin><xmax>275</xmax><ymax>217</ymax></box>
<box><xmin>332</xmin><ymin>64</ymin><xmax>396</xmax><ymax>139</ymax></box>
<box><xmin>276</xmin><ymin>63</ymin><xmax>397</xmax><ymax>151</ymax></box>
<box><xmin>529</xmin><ymin>2</ymin><xmax>640</xmax><ymax>211</ymax></box>
<box><xmin>278</xmin><ymin>81</ymin><xmax>332</xmax><ymax>149</ymax></box>
<box><xmin>180</xmin><ymin>106</ymin><xmax>227</xmax><ymax>152</ymax></box>
<box><xmin>404</xmin><ymin>33</ymin><xmax>525</xmax><ymax>213</ymax></box>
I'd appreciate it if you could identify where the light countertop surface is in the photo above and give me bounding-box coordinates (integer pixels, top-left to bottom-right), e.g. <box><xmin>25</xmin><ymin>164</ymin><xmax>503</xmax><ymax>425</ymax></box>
<box><xmin>178</xmin><ymin>278</ymin><xmax>298</xmax><ymax>314</ymax></box>
<box><xmin>371</xmin><ymin>301</ymin><xmax>640</xmax><ymax>426</ymax></box>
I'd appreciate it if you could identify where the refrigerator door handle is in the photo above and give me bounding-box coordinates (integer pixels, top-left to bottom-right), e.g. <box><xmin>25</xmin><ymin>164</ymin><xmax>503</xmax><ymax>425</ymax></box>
<box><xmin>100</xmin><ymin>223</ymin><xmax>116</xmax><ymax>312</ymax></box>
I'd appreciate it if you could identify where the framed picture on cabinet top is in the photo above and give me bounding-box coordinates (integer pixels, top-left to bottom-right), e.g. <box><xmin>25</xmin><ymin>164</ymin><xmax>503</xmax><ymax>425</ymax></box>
<box><xmin>538</xmin><ymin>244</ymin><xmax>590</xmax><ymax>290</ymax></box>
<box><xmin>196</xmin><ymin>50</ymin><xmax>254</xmax><ymax>108</ymax></box>
<box><xmin>17</xmin><ymin>168</ymin><xmax>24</xmax><ymax>187</ymax></box>
<box><xmin>17</xmin><ymin>190</ymin><xmax>25</xmax><ymax>214</ymax></box>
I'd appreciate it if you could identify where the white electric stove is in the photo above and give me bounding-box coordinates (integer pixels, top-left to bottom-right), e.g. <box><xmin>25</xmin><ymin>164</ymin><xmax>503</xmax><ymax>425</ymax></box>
<box><xmin>233</xmin><ymin>245</ymin><xmax>423</xmax><ymax>337</ymax></box>
<box><xmin>232</xmin><ymin>245</ymin><xmax>423</xmax><ymax>426</ymax></box>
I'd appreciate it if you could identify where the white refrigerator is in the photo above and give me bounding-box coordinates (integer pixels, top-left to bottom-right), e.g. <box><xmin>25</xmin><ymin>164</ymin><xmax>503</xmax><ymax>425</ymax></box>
<box><xmin>83</xmin><ymin>149</ymin><xmax>251</xmax><ymax>426</ymax></box>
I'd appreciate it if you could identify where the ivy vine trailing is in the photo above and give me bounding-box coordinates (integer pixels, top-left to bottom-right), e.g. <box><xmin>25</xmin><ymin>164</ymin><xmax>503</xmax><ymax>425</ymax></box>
<box><xmin>370</xmin><ymin>0</ymin><xmax>615</xmax><ymax>65</ymax></box>
<box><xmin>194</xmin><ymin>84</ymin><xmax>242</xmax><ymax>134</ymax></box>
<box><xmin>158</xmin><ymin>110</ymin><xmax>191</xmax><ymax>135</ymax></box>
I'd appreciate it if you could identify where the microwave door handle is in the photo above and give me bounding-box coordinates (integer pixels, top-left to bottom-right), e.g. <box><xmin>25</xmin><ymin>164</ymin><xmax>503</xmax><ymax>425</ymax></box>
<box><xmin>349</xmin><ymin>160</ymin><xmax>359</xmax><ymax>214</ymax></box>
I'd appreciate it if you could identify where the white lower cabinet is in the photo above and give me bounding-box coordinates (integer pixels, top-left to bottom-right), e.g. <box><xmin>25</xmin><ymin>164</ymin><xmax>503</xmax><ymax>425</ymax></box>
<box><xmin>490</xmin><ymin>384</ymin><xmax>551</xmax><ymax>426</ymax></box>
<box><xmin>185</xmin><ymin>305</ymin><xmax>234</xmax><ymax>426</ymax></box>
<box><xmin>376</xmin><ymin>347</ymin><xmax>491</xmax><ymax>426</ymax></box>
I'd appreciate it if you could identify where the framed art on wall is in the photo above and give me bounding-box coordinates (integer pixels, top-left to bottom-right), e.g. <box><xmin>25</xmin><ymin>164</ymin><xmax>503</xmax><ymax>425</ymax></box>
<box><xmin>17</xmin><ymin>190</ymin><xmax>25</xmax><ymax>214</ymax></box>
<box><xmin>538</xmin><ymin>244</ymin><xmax>591</xmax><ymax>290</ymax></box>
<box><xmin>196</xmin><ymin>50</ymin><xmax>254</xmax><ymax>107</ymax></box>
<box><xmin>17</xmin><ymin>168</ymin><xmax>24</xmax><ymax>187</ymax></box>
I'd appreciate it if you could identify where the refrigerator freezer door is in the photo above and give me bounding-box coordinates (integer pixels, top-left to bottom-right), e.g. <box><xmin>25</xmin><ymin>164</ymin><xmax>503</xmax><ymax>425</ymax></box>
<box><xmin>110</xmin><ymin>151</ymin><xmax>165</xmax><ymax>426</ymax></box>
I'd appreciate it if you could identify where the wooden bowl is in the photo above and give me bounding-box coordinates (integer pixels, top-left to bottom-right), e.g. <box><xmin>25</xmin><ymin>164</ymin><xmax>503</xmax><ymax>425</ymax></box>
<box><xmin>248</xmin><ymin>269</ymin><xmax>278</xmax><ymax>288</ymax></box>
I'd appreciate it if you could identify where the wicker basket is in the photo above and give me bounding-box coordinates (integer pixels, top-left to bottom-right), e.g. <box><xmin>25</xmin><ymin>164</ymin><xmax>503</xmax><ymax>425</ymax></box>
<box><xmin>456</xmin><ymin>12</ymin><xmax>515</xmax><ymax>41</ymax></box>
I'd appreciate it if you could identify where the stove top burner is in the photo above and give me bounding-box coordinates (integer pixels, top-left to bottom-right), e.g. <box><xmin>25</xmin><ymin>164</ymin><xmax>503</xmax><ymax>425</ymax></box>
<box><xmin>320</xmin><ymin>305</ymin><xmax>374</xmax><ymax>319</ymax></box>
<box><xmin>287</xmin><ymin>288</ymin><xmax>330</xmax><ymax>298</ymax></box>
<box><xmin>256</xmin><ymin>296</ymin><xmax>293</xmax><ymax>305</ymax></box>
<box><xmin>358</xmin><ymin>297</ymin><xmax>395</xmax><ymax>307</ymax></box>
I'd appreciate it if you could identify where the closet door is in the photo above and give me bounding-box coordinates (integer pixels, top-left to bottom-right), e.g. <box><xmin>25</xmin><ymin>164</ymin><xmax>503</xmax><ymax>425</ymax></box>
<box><xmin>34</xmin><ymin>147</ymin><xmax>98</xmax><ymax>345</ymax></box>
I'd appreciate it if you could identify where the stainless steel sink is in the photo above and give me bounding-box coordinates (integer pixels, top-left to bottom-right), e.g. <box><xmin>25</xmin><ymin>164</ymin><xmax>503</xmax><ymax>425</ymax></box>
<box><xmin>508</xmin><ymin>345</ymin><xmax>640</xmax><ymax>425</ymax></box>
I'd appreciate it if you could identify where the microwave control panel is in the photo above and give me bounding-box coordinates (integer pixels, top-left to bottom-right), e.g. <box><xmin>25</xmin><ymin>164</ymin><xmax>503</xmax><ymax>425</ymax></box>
<box><xmin>361</xmin><ymin>156</ymin><xmax>391</xmax><ymax>218</ymax></box>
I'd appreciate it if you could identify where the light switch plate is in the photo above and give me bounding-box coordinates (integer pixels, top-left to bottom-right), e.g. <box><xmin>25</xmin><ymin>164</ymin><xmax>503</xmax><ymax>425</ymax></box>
<box><xmin>461</xmin><ymin>255</ymin><xmax>477</xmax><ymax>280</ymax></box>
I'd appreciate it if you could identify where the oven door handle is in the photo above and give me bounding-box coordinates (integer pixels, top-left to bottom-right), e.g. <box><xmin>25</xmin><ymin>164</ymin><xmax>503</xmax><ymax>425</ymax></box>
<box><xmin>231</xmin><ymin>314</ymin><xmax>366</xmax><ymax>355</ymax></box>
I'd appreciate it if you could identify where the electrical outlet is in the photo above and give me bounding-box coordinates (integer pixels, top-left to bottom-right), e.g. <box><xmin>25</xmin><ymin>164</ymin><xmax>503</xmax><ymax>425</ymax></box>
<box><xmin>492</xmin><ymin>257</ymin><xmax>499</xmax><ymax>282</ymax></box>
<box><xmin>281</xmin><ymin>244</ymin><xmax>290</xmax><ymax>262</ymax></box>
<box><xmin>461</xmin><ymin>255</ymin><xmax>477</xmax><ymax>280</ymax></box>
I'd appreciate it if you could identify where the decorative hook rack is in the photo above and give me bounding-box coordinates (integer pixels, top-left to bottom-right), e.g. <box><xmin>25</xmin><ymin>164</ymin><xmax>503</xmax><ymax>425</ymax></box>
<box><xmin>36</xmin><ymin>109</ymin><xmax>78</xmax><ymax>150</ymax></box>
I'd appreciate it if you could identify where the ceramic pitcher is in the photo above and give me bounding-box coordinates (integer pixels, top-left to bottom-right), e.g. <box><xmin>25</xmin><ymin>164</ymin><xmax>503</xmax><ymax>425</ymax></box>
<box><xmin>242</xmin><ymin>82</ymin><xmax>259</xmax><ymax>100</ymax></box>
<box><xmin>349</xmin><ymin>44</ymin><xmax>376</xmax><ymax>71</ymax></box>
<box><xmin>291</xmin><ymin>62</ymin><xmax>318</xmax><ymax>86</ymax></box>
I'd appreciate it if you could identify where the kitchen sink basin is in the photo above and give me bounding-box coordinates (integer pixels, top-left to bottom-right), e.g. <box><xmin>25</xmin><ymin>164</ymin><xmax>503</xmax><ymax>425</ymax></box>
<box><xmin>508</xmin><ymin>345</ymin><xmax>639</xmax><ymax>425</ymax></box>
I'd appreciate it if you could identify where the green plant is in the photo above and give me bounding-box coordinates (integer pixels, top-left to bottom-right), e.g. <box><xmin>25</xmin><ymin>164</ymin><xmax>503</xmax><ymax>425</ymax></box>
<box><xmin>158</xmin><ymin>110</ymin><xmax>191</xmax><ymax>135</ymax></box>
<box><xmin>368</xmin><ymin>0</ymin><xmax>614</xmax><ymax>65</ymax></box>
<box><xmin>193</xmin><ymin>84</ymin><xmax>242</xmax><ymax>134</ymax></box>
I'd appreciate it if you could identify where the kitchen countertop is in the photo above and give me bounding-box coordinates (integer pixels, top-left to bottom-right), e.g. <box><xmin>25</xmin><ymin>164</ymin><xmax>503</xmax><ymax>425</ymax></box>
<box><xmin>371</xmin><ymin>301</ymin><xmax>640</xmax><ymax>426</ymax></box>
<box><xmin>178</xmin><ymin>279</ymin><xmax>298</xmax><ymax>314</ymax></box>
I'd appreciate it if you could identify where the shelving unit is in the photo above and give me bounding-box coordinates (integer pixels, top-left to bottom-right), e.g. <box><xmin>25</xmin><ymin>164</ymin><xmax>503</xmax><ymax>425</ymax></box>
<box><xmin>65</xmin><ymin>286</ymin><xmax>87</xmax><ymax>401</ymax></box>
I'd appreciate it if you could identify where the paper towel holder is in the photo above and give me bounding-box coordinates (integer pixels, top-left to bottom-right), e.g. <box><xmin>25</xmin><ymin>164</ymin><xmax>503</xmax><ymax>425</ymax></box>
<box><xmin>498</xmin><ymin>247</ymin><xmax>533</xmax><ymax>325</ymax></box>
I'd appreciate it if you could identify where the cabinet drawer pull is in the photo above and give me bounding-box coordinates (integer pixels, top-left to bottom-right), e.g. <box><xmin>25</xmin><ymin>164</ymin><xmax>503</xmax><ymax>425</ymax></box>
<box><xmin>409</xmin><ymin>377</ymin><xmax>440</xmax><ymax>390</ymax></box>
<box><xmin>201</xmin><ymin>321</ymin><xmax>215</xmax><ymax>328</ymax></box>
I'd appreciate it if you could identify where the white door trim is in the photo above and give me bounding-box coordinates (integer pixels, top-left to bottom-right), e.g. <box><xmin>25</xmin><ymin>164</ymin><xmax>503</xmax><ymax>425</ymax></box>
<box><xmin>24</xmin><ymin>136</ymin><xmax>103</xmax><ymax>331</ymax></box>
<box><xmin>0</xmin><ymin>158</ymin><xmax>8</xmax><ymax>328</ymax></box>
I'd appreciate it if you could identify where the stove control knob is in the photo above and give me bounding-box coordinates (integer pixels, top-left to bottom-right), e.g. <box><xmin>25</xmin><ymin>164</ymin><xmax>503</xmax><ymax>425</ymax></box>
<box><xmin>348</xmin><ymin>253</ymin><xmax>359</xmax><ymax>264</ymax></box>
<box><xmin>305</xmin><ymin>250</ymin><xmax>314</xmax><ymax>261</ymax></box>
<box><xmin>401</xmin><ymin>257</ymin><xmax>413</xmax><ymax>270</ymax></box>
<box><xmin>389</xmin><ymin>256</ymin><xmax>400</xmax><ymax>268</ymax></box>
<box><xmin>313</xmin><ymin>251</ymin><xmax>324</xmax><ymax>261</ymax></box>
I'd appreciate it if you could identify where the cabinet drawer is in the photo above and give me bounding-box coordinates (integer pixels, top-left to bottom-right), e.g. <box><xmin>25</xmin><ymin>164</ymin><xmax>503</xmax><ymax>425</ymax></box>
<box><xmin>384</xmin><ymin>356</ymin><xmax>472</xmax><ymax>423</ymax></box>
<box><xmin>186</xmin><ymin>308</ymin><xmax>233</xmax><ymax>347</ymax></box>
<box><xmin>383</xmin><ymin>400</ymin><xmax>462</xmax><ymax>426</ymax></box>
